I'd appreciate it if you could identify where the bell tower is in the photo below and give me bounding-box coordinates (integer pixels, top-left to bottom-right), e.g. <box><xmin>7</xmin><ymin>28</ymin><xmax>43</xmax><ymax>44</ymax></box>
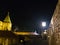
<box><xmin>3</xmin><ymin>12</ymin><xmax>12</xmax><ymax>31</ymax></box>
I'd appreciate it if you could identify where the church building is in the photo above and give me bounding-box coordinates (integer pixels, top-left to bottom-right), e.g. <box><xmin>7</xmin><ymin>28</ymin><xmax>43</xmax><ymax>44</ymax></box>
<box><xmin>0</xmin><ymin>12</ymin><xmax>12</xmax><ymax>31</ymax></box>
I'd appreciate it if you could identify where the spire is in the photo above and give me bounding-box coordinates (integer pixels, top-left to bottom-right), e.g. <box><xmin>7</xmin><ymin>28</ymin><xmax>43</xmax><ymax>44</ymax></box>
<box><xmin>3</xmin><ymin>12</ymin><xmax>11</xmax><ymax>23</ymax></box>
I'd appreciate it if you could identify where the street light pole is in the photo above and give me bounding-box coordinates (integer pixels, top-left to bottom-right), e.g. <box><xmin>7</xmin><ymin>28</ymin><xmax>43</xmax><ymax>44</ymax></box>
<box><xmin>41</xmin><ymin>22</ymin><xmax>47</xmax><ymax>39</ymax></box>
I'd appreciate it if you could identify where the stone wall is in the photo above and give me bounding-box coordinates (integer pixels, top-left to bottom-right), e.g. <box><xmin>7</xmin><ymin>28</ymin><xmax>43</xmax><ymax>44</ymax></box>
<box><xmin>47</xmin><ymin>0</ymin><xmax>60</xmax><ymax>45</ymax></box>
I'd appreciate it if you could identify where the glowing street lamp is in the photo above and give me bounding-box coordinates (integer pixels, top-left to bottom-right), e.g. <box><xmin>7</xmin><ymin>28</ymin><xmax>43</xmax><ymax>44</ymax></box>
<box><xmin>42</xmin><ymin>22</ymin><xmax>46</xmax><ymax>27</ymax></box>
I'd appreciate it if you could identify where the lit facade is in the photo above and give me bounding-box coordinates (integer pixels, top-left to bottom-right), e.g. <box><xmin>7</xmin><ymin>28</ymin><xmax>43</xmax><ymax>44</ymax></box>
<box><xmin>0</xmin><ymin>12</ymin><xmax>19</xmax><ymax>45</ymax></box>
<box><xmin>14</xmin><ymin>31</ymin><xmax>39</xmax><ymax>35</ymax></box>
<box><xmin>47</xmin><ymin>0</ymin><xmax>60</xmax><ymax>45</ymax></box>
<box><xmin>0</xmin><ymin>12</ymin><xmax>12</xmax><ymax>31</ymax></box>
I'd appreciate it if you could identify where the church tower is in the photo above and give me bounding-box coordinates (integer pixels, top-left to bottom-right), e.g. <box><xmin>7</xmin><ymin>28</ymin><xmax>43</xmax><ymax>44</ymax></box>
<box><xmin>3</xmin><ymin>12</ymin><xmax>11</xmax><ymax>23</ymax></box>
<box><xmin>0</xmin><ymin>12</ymin><xmax>12</xmax><ymax>31</ymax></box>
<box><xmin>3</xmin><ymin>12</ymin><xmax>12</xmax><ymax>31</ymax></box>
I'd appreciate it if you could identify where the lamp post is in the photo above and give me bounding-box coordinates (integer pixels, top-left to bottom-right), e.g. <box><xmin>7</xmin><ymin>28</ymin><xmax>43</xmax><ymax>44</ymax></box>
<box><xmin>41</xmin><ymin>22</ymin><xmax>47</xmax><ymax>39</ymax></box>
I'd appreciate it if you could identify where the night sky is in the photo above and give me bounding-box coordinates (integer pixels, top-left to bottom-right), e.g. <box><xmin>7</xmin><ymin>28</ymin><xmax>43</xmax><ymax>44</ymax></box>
<box><xmin>0</xmin><ymin>0</ymin><xmax>58</xmax><ymax>33</ymax></box>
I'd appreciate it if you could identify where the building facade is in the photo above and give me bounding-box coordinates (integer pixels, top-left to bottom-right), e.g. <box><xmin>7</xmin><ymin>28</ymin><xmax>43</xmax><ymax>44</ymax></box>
<box><xmin>47</xmin><ymin>0</ymin><xmax>60</xmax><ymax>45</ymax></box>
<box><xmin>0</xmin><ymin>12</ymin><xmax>12</xmax><ymax>31</ymax></box>
<box><xmin>0</xmin><ymin>12</ymin><xmax>20</xmax><ymax>45</ymax></box>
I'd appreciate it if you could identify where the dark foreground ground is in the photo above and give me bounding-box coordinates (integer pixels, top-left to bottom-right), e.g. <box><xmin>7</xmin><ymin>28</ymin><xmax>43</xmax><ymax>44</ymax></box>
<box><xmin>19</xmin><ymin>35</ymin><xmax>48</xmax><ymax>45</ymax></box>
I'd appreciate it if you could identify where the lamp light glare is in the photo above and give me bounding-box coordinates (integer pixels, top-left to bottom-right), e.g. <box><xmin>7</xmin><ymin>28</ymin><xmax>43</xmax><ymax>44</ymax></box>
<box><xmin>42</xmin><ymin>22</ymin><xmax>46</xmax><ymax>27</ymax></box>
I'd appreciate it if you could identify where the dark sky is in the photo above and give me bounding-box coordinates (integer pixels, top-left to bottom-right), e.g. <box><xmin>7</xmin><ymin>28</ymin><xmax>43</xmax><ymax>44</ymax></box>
<box><xmin>0</xmin><ymin>0</ymin><xmax>58</xmax><ymax>32</ymax></box>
